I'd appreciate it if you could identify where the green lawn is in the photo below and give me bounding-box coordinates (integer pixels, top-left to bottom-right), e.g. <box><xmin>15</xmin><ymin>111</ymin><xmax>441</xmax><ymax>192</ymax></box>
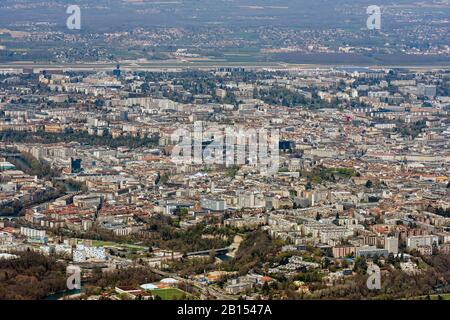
<box><xmin>90</xmin><ymin>240</ymin><xmax>147</xmax><ymax>251</ymax></box>
<box><xmin>150</xmin><ymin>288</ymin><xmax>187</xmax><ymax>300</ymax></box>
<box><xmin>408</xmin><ymin>293</ymin><xmax>450</xmax><ymax>300</ymax></box>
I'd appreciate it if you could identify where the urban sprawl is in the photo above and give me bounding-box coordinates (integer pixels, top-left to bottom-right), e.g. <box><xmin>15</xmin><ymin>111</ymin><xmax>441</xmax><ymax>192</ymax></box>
<box><xmin>0</xmin><ymin>65</ymin><xmax>449</xmax><ymax>300</ymax></box>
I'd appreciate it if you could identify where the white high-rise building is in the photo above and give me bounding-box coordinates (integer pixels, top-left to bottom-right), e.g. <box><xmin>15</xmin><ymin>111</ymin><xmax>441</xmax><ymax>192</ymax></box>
<box><xmin>385</xmin><ymin>236</ymin><xmax>399</xmax><ymax>255</ymax></box>
<box><xmin>73</xmin><ymin>244</ymin><xmax>107</xmax><ymax>262</ymax></box>
<box><xmin>407</xmin><ymin>235</ymin><xmax>439</xmax><ymax>250</ymax></box>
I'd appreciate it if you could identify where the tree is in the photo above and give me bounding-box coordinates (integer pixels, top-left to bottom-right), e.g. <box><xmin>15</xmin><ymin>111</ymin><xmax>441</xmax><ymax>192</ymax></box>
<box><xmin>387</xmin><ymin>253</ymin><xmax>395</xmax><ymax>265</ymax></box>
<box><xmin>372</xmin><ymin>255</ymin><xmax>380</xmax><ymax>265</ymax></box>
<box><xmin>262</xmin><ymin>282</ymin><xmax>270</xmax><ymax>295</ymax></box>
<box><xmin>365</xmin><ymin>180</ymin><xmax>373</xmax><ymax>188</ymax></box>
<box><xmin>432</xmin><ymin>241</ymin><xmax>439</xmax><ymax>255</ymax></box>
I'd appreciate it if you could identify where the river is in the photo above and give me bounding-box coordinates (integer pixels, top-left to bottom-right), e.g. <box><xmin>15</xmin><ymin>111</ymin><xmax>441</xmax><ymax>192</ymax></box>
<box><xmin>44</xmin><ymin>288</ymin><xmax>83</xmax><ymax>300</ymax></box>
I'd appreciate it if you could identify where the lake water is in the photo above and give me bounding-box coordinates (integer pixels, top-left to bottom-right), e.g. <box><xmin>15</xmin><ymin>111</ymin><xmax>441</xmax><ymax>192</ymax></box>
<box><xmin>217</xmin><ymin>254</ymin><xmax>231</xmax><ymax>262</ymax></box>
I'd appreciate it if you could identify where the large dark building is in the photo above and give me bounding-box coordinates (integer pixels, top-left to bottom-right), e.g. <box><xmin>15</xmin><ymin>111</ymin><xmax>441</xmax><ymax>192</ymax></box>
<box><xmin>71</xmin><ymin>158</ymin><xmax>82</xmax><ymax>173</ymax></box>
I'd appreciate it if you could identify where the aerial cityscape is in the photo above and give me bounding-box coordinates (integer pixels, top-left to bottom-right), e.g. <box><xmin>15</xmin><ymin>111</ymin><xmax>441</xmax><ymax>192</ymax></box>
<box><xmin>0</xmin><ymin>0</ymin><xmax>449</xmax><ymax>304</ymax></box>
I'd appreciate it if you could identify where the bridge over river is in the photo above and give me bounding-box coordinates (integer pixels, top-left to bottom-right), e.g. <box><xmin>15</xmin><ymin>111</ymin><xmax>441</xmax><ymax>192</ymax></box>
<box><xmin>185</xmin><ymin>247</ymin><xmax>231</xmax><ymax>257</ymax></box>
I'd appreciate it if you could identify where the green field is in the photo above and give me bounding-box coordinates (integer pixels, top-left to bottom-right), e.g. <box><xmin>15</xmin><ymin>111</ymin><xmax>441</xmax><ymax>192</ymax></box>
<box><xmin>89</xmin><ymin>240</ymin><xmax>147</xmax><ymax>251</ymax></box>
<box><xmin>417</xmin><ymin>293</ymin><xmax>450</xmax><ymax>300</ymax></box>
<box><xmin>150</xmin><ymin>288</ymin><xmax>187</xmax><ymax>300</ymax></box>
<box><xmin>407</xmin><ymin>293</ymin><xmax>450</xmax><ymax>300</ymax></box>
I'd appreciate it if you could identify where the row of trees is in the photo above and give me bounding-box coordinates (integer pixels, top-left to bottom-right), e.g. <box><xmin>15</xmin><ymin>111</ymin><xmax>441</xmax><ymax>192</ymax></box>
<box><xmin>8</xmin><ymin>151</ymin><xmax>60</xmax><ymax>179</ymax></box>
<box><xmin>0</xmin><ymin>187</ymin><xmax>62</xmax><ymax>216</ymax></box>
<box><xmin>143</xmin><ymin>214</ymin><xmax>232</xmax><ymax>253</ymax></box>
<box><xmin>0</xmin><ymin>149</ymin><xmax>64</xmax><ymax>215</ymax></box>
